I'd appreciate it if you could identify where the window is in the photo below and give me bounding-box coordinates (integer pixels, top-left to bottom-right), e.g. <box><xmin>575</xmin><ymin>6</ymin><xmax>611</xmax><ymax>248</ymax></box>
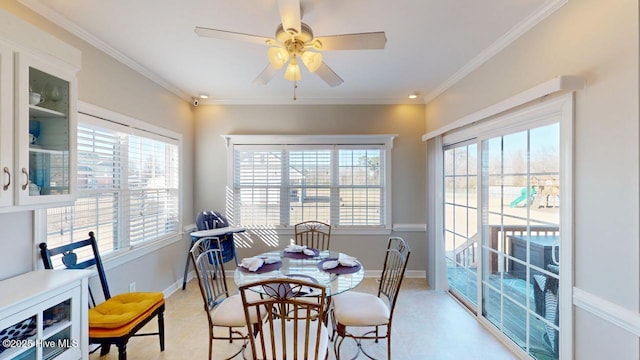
<box><xmin>45</xmin><ymin>111</ymin><xmax>180</xmax><ymax>257</ymax></box>
<box><xmin>227</xmin><ymin>135</ymin><xmax>394</xmax><ymax>228</ymax></box>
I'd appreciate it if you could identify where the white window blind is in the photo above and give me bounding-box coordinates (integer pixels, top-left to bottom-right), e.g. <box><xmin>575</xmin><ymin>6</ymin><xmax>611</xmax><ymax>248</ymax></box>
<box><xmin>233</xmin><ymin>143</ymin><xmax>387</xmax><ymax>227</ymax></box>
<box><xmin>46</xmin><ymin>114</ymin><xmax>180</xmax><ymax>257</ymax></box>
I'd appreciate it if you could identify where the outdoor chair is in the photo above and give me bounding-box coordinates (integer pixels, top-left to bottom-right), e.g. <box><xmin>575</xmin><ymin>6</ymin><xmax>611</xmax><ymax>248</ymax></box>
<box><xmin>533</xmin><ymin>264</ymin><xmax>559</xmax><ymax>354</ymax></box>
<box><xmin>39</xmin><ymin>232</ymin><xmax>165</xmax><ymax>360</ymax></box>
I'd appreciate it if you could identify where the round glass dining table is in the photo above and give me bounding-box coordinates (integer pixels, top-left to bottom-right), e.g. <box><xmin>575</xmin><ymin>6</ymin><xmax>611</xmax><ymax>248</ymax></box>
<box><xmin>233</xmin><ymin>249</ymin><xmax>364</xmax><ymax>296</ymax></box>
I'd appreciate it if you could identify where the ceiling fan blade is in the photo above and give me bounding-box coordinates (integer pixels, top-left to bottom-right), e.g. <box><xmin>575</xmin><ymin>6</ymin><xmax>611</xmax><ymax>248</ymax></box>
<box><xmin>277</xmin><ymin>0</ymin><xmax>301</xmax><ymax>34</ymax></box>
<box><xmin>253</xmin><ymin>63</ymin><xmax>280</xmax><ymax>85</ymax></box>
<box><xmin>314</xmin><ymin>32</ymin><xmax>387</xmax><ymax>50</ymax></box>
<box><xmin>195</xmin><ymin>26</ymin><xmax>272</xmax><ymax>45</ymax></box>
<box><xmin>315</xmin><ymin>62</ymin><xmax>343</xmax><ymax>87</ymax></box>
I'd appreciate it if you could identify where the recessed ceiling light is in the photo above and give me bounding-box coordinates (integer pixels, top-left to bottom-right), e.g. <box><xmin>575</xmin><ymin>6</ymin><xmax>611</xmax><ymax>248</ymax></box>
<box><xmin>408</xmin><ymin>93</ymin><xmax>418</xmax><ymax>99</ymax></box>
<box><xmin>199</xmin><ymin>93</ymin><xmax>209</xmax><ymax>99</ymax></box>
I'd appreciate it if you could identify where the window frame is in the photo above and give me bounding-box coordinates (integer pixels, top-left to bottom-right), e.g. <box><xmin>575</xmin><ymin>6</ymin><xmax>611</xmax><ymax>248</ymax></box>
<box><xmin>35</xmin><ymin>102</ymin><xmax>184</xmax><ymax>269</ymax></box>
<box><xmin>223</xmin><ymin>134</ymin><xmax>396</xmax><ymax>235</ymax></box>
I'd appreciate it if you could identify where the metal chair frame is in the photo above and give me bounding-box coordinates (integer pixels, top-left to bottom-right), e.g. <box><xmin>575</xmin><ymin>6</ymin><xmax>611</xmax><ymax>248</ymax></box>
<box><xmin>240</xmin><ymin>278</ymin><xmax>329</xmax><ymax>360</ymax></box>
<box><xmin>190</xmin><ymin>238</ymin><xmax>249</xmax><ymax>359</ymax></box>
<box><xmin>331</xmin><ymin>236</ymin><xmax>411</xmax><ymax>360</ymax></box>
<box><xmin>183</xmin><ymin>210</ymin><xmax>238</xmax><ymax>290</ymax></box>
<box><xmin>294</xmin><ymin>221</ymin><xmax>332</xmax><ymax>250</ymax></box>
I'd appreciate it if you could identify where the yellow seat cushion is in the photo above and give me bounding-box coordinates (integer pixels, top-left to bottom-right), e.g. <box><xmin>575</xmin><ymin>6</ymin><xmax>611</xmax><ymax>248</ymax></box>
<box><xmin>88</xmin><ymin>292</ymin><xmax>164</xmax><ymax>335</ymax></box>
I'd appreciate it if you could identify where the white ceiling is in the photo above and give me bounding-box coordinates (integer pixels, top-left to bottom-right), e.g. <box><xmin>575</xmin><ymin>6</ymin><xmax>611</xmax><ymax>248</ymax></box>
<box><xmin>20</xmin><ymin>0</ymin><xmax>555</xmax><ymax>105</ymax></box>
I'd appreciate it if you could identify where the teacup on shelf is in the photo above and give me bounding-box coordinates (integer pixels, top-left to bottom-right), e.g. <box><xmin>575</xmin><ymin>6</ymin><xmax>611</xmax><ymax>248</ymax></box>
<box><xmin>29</xmin><ymin>92</ymin><xmax>44</xmax><ymax>106</ymax></box>
<box><xmin>28</xmin><ymin>181</ymin><xmax>41</xmax><ymax>196</ymax></box>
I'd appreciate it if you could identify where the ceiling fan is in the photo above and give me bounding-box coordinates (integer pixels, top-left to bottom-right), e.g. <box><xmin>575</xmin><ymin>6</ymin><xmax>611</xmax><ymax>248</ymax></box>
<box><xmin>194</xmin><ymin>0</ymin><xmax>386</xmax><ymax>88</ymax></box>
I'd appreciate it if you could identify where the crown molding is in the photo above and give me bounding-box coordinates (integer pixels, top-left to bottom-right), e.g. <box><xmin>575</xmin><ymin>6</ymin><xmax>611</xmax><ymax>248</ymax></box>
<box><xmin>18</xmin><ymin>0</ymin><xmax>192</xmax><ymax>102</ymax></box>
<box><xmin>19</xmin><ymin>0</ymin><xmax>567</xmax><ymax>106</ymax></box>
<box><xmin>203</xmin><ymin>96</ymin><xmax>424</xmax><ymax>105</ymax></box>
<box><xmin>424</xmin><ymin>0</ymin><xmax>568</xmax><ymax>104</ymax></box>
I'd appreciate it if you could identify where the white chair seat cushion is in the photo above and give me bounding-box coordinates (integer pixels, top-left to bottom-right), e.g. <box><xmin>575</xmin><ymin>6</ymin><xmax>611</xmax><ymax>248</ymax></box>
<box><xmin>211</xmin><ymin>291</ymin><xmax>262</xmax><ymax>327</ymax></box>
<box><xmin>333</xmin><ymin>291</ymin><xmax>390</xmax><ymax>326</ymax></box>
<box><xmin>254</xmin><ymin>319</ymin><xmax>328</xmax><ymax>360</ymax></box>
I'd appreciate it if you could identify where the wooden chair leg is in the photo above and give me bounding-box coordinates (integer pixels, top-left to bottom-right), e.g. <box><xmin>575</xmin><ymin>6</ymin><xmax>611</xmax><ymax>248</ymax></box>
<box><xmin>117</xmin><ymin>342</ymin><xmax>127</xmax><ymax>360</ymax></box>
<box><xmin>99</xmin><ymin>343</ymin><xmax>111</xmax><ymax>356</ymax></box>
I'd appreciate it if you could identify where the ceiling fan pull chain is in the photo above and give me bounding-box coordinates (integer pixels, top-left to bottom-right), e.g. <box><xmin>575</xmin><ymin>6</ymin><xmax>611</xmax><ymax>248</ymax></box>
<box><xmin>293</xmin><ymin>81</ymin><xmax>297</xmax><ymax>101</ymax></box>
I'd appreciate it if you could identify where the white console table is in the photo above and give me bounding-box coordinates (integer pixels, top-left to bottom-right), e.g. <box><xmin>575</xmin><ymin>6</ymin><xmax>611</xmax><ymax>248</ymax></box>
<box><xmin>0</xmin><ymin>270</ymin><xmax>92</xmax><ymax>360</ymax></box>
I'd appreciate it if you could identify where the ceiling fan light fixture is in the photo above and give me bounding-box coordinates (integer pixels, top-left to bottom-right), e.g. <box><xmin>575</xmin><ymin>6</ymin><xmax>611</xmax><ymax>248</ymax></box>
<box><xmin>301</xmin><ymin>51</ymin><xmax>322</xmax><ymax>73</ymax></box>
<box><xmin>275</xmin><ymin>23</ymin><xmax>314</xmax><ymax>43</ymax></box>
<box><xmin>267</xmin><ymin>47</ymin><xmax>290</xmax><ymax>69</ymax></box>
<box><xmin>284</xmin><ymin>58</ymin><xmax>301</xmax><ymax>81</ymax></box>
<box><xmin>195</xmin><ymin>1</ymin><xmax>386</xmax><ymax>90</ymax></box>
<box><xmin>308</xmin><ymin>39</ymin><xmax>323</xmax><ymax>50</ymax></box>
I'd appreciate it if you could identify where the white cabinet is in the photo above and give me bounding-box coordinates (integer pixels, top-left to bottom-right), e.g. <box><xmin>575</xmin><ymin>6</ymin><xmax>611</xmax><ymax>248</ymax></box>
<box><xmin>0</xmin><ymin>9</ymin><xmax>80</xmax><ymax>210</ymax></box>
<box><xmin>15</xmin><ymin>52</ymin><xmax>77</xmax><ymax>206</ymax></box>
<box><xmin>0</xmin><ymin>270</ymin><xmax>91</xmax><ymax>360</ymax></box>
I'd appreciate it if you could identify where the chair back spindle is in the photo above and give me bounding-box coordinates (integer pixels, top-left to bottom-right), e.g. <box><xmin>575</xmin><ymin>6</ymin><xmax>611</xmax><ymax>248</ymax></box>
<box><xmin>240</xmin><ymin>279</ymin><xmax>329</xmax><ymax>360</ymax></box>
<box><xmin>378</xmin><ymin>236</ymin><xmax>411</xmax><ymax>316</ymax></box>
<box><xmin>294</xmin><ymin>221</ymin><xmax>331</xmax><ymax>250</ymax></box>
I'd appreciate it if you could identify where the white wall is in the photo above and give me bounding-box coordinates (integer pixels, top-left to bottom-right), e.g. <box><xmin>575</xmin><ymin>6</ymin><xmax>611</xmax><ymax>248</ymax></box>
<box><xmin>193</xmin><ymin>104</ymin><xmax>427</xmax><ymax>273</ymax></box>
<box><xmin>425</xmin><ymin>0</ymin><xmax>639</xmax><ymax>358</ymax></box>
<box><xmin>0</xmin><ymin>1</ymin><xmax>195</xmax><ymax>294</ymax></box>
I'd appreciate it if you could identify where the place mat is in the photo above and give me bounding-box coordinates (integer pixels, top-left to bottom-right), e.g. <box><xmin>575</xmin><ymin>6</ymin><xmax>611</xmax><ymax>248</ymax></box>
<box><xmin>317</xmin><ymin>258</ymin><xmax>362</xmax><ymax>274</ymax></box>
<box><xmin>237</xmin><ymin>260</ymin><xmax>282</xmax><ymax>274</ymax></box>
<box><xmin>282</xmin><ymin>248</ymin><xmax>320</xmax><ymax>259</ymax></box>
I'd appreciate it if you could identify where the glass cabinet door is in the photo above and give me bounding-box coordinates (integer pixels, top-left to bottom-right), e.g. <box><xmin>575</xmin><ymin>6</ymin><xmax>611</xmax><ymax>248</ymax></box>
<box><xmin>15</xmin><ymin>52</ymin><xmax>76</xmax><ymax>206</ymax></box>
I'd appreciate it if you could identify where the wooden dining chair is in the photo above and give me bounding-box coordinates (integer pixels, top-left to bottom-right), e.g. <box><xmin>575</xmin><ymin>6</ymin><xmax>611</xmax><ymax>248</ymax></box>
<box><xmin>190</xmin><ymin>238</ymin><xmax>263</xmax><ymax>359</ymax></box>
<box><xmin>239</xmin><ymin>278</ymin><xmax>329</xmax><ymax>360</ymax></box>
<box><xmin>294</xmin><ymin>221</ymin><xmax>332</xmax><ymax>250</ymax></box>
<box><xmin>331</xmin><ymin>236</ymin><xmax>411</xmax><ymax>360</ymax></box>
<box><xmin>39</xmin><ymin>232</ymin><xmax>165</xmax><ymax>360</ymax></box>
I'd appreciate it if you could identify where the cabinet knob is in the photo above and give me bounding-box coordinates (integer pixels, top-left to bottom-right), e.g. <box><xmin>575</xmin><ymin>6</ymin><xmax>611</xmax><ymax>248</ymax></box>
<box><xmin>2</xmin><ymin>167</ymin><xmax>9</xmax><ymax>191</ymax></box>
<box><xmin>21</xmin><ymin>168</ymin><xmax>29</xmax><ymax>190</ymax></box>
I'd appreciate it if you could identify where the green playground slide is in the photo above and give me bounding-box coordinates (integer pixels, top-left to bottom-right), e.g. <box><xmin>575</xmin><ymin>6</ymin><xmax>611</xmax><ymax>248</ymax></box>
<box><xmin>510</xmin><ymin>186</ymin><xmax>537</xmax><ymax>208</ymax></box>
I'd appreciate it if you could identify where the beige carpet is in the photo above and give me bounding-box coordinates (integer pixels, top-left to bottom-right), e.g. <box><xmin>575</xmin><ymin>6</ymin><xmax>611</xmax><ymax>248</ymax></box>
<box><xmin>90</xmin><ymin>278</ymin><xmax>518</xmax><ymax>359</ymax></box>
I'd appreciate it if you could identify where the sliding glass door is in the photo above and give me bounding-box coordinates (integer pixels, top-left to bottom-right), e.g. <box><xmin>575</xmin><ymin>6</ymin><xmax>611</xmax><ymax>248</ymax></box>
<box><xmin>480</xmin><ymin>123</ymin><xmax>560</xmax><ymax>359</ymax></box>
<box><xmin>444</xmin><ymin>143</ymin><xmax>479</xmax><ymax>306</ymax></box>
<box><xmin>441</xmin><ymin>95</ymin><xmax>571</xmax><ymax>359</ymax></box>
